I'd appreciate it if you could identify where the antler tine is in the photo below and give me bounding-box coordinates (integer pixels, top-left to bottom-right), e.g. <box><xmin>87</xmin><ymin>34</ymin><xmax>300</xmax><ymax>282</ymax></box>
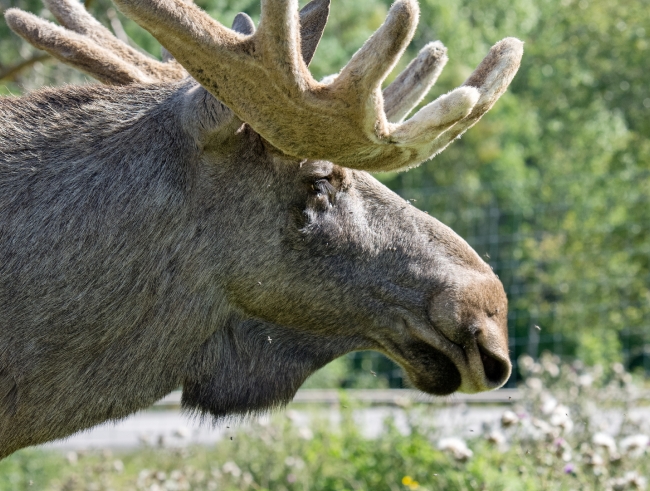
<box><xmin>423</xmin><ymin>38</ymin><xmax>524</xmax><ymax>159</ymax></box>
<box><xmin>256</xmin><ymin>0</ymin><xmax>302</xmax><ymax>78</ymax></box>
<box><xmin>384</xmin><ymin>41</ymin><xmax>448</xmax><ymax>123</ymax></box>
<box><xmin>4</xmin><ymin>1</ymin><xmax>187</xmax><ymax>85</ymax></box>
<box><xmin>333</xmin><ymin>0</ymin><xmax>418</xmax><ymax>103</ymax></box>
<box><xmin>44</xmin><ymin>0</ymin><xmax>135</xmax><ymax>61</ymax></box>
<box><xmin>5</xmin><ymin>9</ymin><xmax>148</xmax><ymax>85</ymax></box>
<box><xmin>43</xmin><ymin>0</ymin><xmax>186</xmax><ymax>82</ymax></box>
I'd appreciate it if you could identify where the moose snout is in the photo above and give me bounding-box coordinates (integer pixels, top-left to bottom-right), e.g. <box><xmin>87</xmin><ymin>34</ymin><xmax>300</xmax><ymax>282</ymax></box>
<box><xmin>426</xmin><ymin>280</ymin><xmax>512</xmax><ymax>393</ymax></box>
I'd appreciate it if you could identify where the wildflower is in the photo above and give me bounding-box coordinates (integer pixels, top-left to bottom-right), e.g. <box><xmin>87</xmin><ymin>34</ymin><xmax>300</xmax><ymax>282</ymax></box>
<box><xmin>285</xmin><ymin>456</ymin><xmax>305</xmax><ymax>469</ymax></box>
<box><xmin>542</xmin><ymin>359</ymin><xmax>560</xmax><ymax>377</ymax></box>
<box><xmin>625</xmin><ymin>472</ymin><xmax>647</xmax><ymax>490</ymax></box>
<box><xmin>553</xmin><ymin>437</ymin><xmax>571</xmax><ymax>461</ymax></box>
<box><xmin>298</xmin><ymin>427</ymin><xmax>314</xmax><ymax>440</ymax></box>
<box><xmin>541</xmin><ymin>396</ymin><xmax>558</xmax><ymax>415</ymax></box>
<box><xmin>564</xmin><ymin>463</ymin><xmax>575</xmax><ymax>475</ymax></box>
<box><xmin>578</xmin><ymin>374</ymin><xmax>593</xmax><ymax>387</ymax></box>
<box><xmin>438</xmin><ymin>437</ymin><xmax>473</xmax><ymax>462</ymax></box>
<box><xmin>549</xmin><ymin>405</ymin><xmax>573</xmax><ymax>432</ymax></box>
<box><xmin>620</xmin><ymin>434</ymin><xmax>649</xmax><ymax>458</ymax></box>
<box><xmin>113</xmin><ymin>460</ymin><xmax>124</xmax><ymax>473</ymax></box>
<box><xmin>487</xmin><ymin>430</ymin><xmax>506</xmax><ymax>446</ymax></box>
<box><xmin>584</xmin><ymin>452</ymin><xmax>605</xmax><ymax>468</ymax></box>
<box><xmin>402</xmin><ymin>476</ymin><xmax>420</xmax><ymax>489</ymax></box>
<box><xmin>531</xmin><ymin>418</ymin><xmax>553</xmax><ymax>437</ymax></box>
<box><xmin>608</xmin><ymin>472</ymin><xmax>647</xmax><ymax>491</ymax></box>
<box><xmin>519</xmin><ymin>354</ymin><xmax>535</xmax><ymax>372</ymax></box>
<box><xmin>526</xmin><ymin>377</ymin><xmax>543</xmax><ymax>391</ymax></box>
<box><xmin>501</xmin><ymin>410</ymin><xmax>519</xmax><ymax>428</ymax></box>
<box><xmin>593</xmin><ymin>432</ymin><xmax>617</xmax><ymax>454</ymax></box>
<box><xmin>222</xmin><ymin>461</ymin><xmax>241</xmax><ymax>478</ymax></box>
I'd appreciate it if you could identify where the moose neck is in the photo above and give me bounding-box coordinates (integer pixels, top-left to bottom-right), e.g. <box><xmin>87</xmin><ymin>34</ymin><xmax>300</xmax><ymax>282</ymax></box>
<box><xmin>181</xmin><ymin>314</ymin><xmax>363</xmax><ymax>419</ymax></box>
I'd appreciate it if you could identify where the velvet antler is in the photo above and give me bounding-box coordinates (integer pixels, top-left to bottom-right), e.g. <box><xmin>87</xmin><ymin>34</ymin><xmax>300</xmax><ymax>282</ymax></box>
<box><xmin>6</xmin><ymin>0</ymin><xmax>522</xmax><ymax>171</ymax></box>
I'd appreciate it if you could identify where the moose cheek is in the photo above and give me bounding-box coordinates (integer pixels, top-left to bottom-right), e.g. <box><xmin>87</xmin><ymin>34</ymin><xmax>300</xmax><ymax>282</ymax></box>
<box><xmin>403</xmin><ymin>341</ymin><xmax>461</xmax><ymax>396</ymax></box>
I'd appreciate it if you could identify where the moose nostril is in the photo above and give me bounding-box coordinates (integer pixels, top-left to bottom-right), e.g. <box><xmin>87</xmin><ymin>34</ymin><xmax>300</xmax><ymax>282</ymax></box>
<box><xmin>478</xmin><ymin>346</ymin><xmax>509</xmax><ymax>385</ymax></box>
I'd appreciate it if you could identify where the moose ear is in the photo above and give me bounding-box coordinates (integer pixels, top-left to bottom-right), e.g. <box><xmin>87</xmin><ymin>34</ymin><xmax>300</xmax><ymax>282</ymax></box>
<box><xmin>230</xmin><ymin>2</ymin><xmax>327</xmax><ymax>65</ymax></box>
<box><xmin>299</xmin><ymin>0</ymin><xmax>330</xmax><ymax>66</ymax></box>
<box><xmin>231</xmin><ymin>12</ymin><xmax>255</xmax><ymax>35</ymax></box>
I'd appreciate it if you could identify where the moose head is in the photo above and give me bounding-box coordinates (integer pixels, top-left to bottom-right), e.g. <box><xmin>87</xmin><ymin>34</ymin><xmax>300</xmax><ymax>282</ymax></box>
<box><xmin>0</xmin><ymin>0</ymin><xmax>522</xmax><ymax>457</ymax></box>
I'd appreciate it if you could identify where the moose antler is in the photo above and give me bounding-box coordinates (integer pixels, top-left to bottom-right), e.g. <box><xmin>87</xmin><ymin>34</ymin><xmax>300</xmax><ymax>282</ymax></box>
<box><xmin>7</xmin><ymin>0</ymin><xmax>449</xmax><ymax>126</ymax></box>
<box><xmin>6</xmin><ymin>0</ymin><xmax>522</xmax><ymax>171</ymax></box>
<box><xmin>109</xmin><ymin>0</ymin><xmax>522</xmax><ymax>171</ymax></box>
<box><xmin>5</xmin><ymin>0</ymin><xmax>330</xmax><ymax>84</ymax></box>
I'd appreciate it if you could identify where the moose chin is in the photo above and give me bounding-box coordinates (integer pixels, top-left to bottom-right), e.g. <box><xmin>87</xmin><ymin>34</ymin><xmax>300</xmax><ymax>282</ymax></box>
<box><xmin>0</xmin><ymin>0</ymin><xmax>522</xmax><ymax>458</ymax></box>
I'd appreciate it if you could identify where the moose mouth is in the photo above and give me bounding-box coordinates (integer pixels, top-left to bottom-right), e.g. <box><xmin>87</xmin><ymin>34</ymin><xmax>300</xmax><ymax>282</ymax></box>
<box><xmin>401</xmin><ymin>340</ymin><xmax>462</xmax><ymax>395</ymax></box>
<box><xmin>385</xmin><ymin>318</ymin><xmax>512</xmax><ymax>396</ymax></box>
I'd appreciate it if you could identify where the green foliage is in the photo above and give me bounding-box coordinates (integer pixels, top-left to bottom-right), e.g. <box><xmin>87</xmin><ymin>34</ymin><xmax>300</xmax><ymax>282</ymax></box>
<box><xmin>1</xmin><ymin>0</ymin><xmax>648</xmax><ymax>371</ymax></box>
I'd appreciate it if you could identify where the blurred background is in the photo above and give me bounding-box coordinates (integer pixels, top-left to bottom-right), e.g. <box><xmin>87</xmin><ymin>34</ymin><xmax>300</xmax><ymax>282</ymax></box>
<box><xmin>1</xmin><ymin>0</ymin><xmax>649</xmax><ymax>488</ymax></box>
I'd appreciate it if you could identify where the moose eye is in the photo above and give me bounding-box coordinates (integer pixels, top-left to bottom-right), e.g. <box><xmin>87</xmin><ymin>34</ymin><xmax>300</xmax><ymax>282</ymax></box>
<box><xmin>312</xmin><ymin>178</ymin><xmax>337</xmax><ymax>203</ymax></box>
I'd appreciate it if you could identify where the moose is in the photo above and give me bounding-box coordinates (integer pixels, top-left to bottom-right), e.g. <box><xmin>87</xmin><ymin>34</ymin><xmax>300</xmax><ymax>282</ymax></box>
<box><xmin>0</xmin><ymin>0</ymin><xmax>522</xmax><ymax>458</ymax></box>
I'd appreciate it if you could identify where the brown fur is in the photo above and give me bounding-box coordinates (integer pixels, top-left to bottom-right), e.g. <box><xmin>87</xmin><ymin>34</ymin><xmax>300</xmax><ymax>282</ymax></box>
<box><xmin>0</xmin><ymin>0</ymin><xmax>520</xmax><ymax>458</ymax></box>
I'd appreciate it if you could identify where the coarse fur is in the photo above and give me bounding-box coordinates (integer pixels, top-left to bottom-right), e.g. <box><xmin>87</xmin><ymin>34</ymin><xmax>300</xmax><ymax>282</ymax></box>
<box><xmin>0</xmin><ymin>0</ymin><xmax>521</xmax><ymax>458</ymax></box>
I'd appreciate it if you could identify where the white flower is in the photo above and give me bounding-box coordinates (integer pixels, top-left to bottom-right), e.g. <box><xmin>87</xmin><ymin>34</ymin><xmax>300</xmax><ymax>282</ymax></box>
<box><xmin>501</xmin><ymin>410</ymin><xmax>519</xmax><ymax>428</ymax></box>
<box><xmin>550</xmin><ymin>405</ymin><xmax>573</xmax><ymax>432</ymax></box>
<box><xmin>625</xmin><ymin>471</ymin><xmax>647</xmax><ymax>490</ymax></box>
<box><xmin>531</xmin><ymin>418</ymin><xmax>553</xmax><ymax>436</ymax></box>
<box><xmin>526</xmin><ymin>377</ymin><xmax>543</xmax><ymax>391</ymax></box>
<box><xmin>578</xmin><ymin>374</ymin><xmax>593</xmax><ymax>387</ymax></box>
<box><xmin>298</xmin><ymin>427</ymin><xmax>313</xmax><ymax>440</ymax></box>
<box><xmin>620</xmin><ymin>434</ymin><xmax>650</xmax><ymax>457</ymax></box>
<box><xmin>541</xmin><ymin>396</ymin><xmax>558</xmax><ymax>415</ymax></box>
<box><xmin>519</xmin><ymin>354</ymin><xmax>535</xmax><ymax>371</ymax></box>
<box><xmin>285</xmin><ymin>456</ymin><xmax>305</xmax><ymax>468</ymax></box>
<box><xmin>222</xmin><ymin>461</ymin><xmax>241</xmax><ymax>478</ymax></box>
<box><xmin>542</xmin><ymin>359</ymin><xmax>560</xmax><ymax>377</ymax></box>
<box><xmin>438</xmin><ymin>437</ymin><xmax>473</xmax><ymax>462</ymax></box>
<box><xmin>593</xmin><ymin>432</ymin><xmax>617</xmax><ymax>454</ymax></box>
<box><xmin>586</xmin><ymin>453</ymin><xmax>605</xmax><ymax>467</ymax></box>
<box><xmin>608</xmin><ymin>472</ymin><xmax>647</xmax><ymax>491</ymax></box>
<box><xmin>113</xmin><ymin>460</ymin><xmax>125</xmax><ymax>473</ymax></box>
<box><xmin>487</xmin><ymin>430</ymin><xmax>506</xmax><ymax>446</ymax></box>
